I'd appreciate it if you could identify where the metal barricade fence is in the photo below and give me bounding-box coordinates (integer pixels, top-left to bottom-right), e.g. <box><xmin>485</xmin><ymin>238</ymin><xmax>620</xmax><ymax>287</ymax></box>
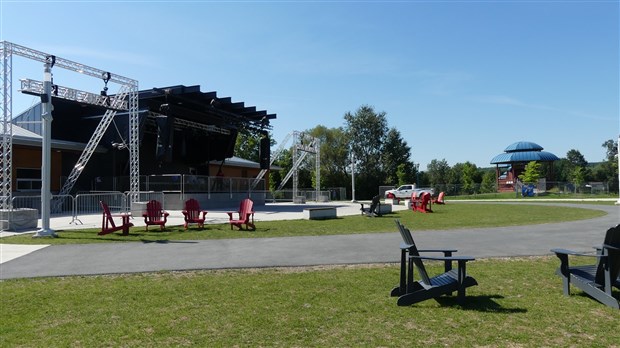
<box><xmin>127</xmin><ymin>191</ymin><xmax>165</xmax><ymax>205</ymax></box>
<box><xmin>11</xmin><ymin>194</ymin><xmax>74</xmax><ymax>217</ymax></box>
<box><xmin>73</xmin><ymin>192</ymin><xmax>127</xmax><ymax>224</ymax></box>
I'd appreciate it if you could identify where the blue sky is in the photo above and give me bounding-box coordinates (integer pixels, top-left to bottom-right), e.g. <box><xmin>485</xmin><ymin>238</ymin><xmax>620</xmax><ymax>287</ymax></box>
<box><xmin>1</xmin><ymin>1</ymin><xmax>618</xmax><ymax>170</ymax></box>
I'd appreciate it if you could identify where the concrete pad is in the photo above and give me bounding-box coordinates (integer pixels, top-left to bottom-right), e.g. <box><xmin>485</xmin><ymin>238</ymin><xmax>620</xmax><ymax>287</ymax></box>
<box><xmin>1</xmin><ymin>244</ymin><xmax>49</xmax><ymax>264</ymax></box>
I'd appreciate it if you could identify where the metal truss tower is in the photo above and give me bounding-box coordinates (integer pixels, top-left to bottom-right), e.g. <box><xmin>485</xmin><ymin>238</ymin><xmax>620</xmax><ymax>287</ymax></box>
<box><xmin>274</xmin><ymin>131</ymin><xmax>320</xmax><ymax>200</ymax></box>
<box><xmin>0</xmin><ymin>41</ymin><xmax>139</xmax><ymax>211</ymax></box>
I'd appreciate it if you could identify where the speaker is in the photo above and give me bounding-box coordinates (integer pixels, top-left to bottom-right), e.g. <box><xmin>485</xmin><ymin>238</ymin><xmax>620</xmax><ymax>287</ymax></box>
<box><xmin>259</xmin><ymin>136</ymin><xmax>270</xmax><ymax>169</ymax></box>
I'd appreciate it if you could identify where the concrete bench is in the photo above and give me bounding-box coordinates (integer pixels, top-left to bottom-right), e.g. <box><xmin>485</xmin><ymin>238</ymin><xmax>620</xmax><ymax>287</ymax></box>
<box><xmin>303</xmin><ymin>207</ymin><xmax>337</xmax><ymax>220</ymax></box>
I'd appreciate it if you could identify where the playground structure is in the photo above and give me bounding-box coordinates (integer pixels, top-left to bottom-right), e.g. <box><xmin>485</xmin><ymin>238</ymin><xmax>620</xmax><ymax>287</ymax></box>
<box><xmin>1</xmin><ymin>41</ymin><xmax>139</xmax><ymax>234</ymax></box>
<box><xmin>252</xmin><ymin>131</ymin><xmax>321</xmax><ymax>202</ymax></box>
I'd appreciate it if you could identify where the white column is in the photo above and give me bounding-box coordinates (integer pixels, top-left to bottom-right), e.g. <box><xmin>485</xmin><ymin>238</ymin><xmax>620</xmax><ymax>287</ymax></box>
<box><xmin>34</xmin><ymin>60</ymin><xmax>56</xmax><ymax>237</ymax></box>
<box><xmin>350</xmin><ymin>154</ymin><xmax>356</xmax><ymax>202</ymax></box>
<box><xmin>616</xmin><ymin>134</ymin><xmax>620</xmax><ymax>205</ymax></box>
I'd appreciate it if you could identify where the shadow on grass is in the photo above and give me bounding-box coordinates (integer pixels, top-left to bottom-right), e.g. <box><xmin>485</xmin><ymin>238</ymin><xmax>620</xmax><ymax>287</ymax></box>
<box><xmin>435</xmin><ymin>294</ymin><xmax>528</xmax><ymax>313</ymax></box>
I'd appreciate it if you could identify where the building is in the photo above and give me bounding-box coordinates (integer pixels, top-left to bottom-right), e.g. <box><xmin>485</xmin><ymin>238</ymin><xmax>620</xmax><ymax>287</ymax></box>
<box><xmin>8</xmin><ymin>85</ymin><xmax>276</xmax><ymax>208</ymax></box>
<box><xmin>490</xmin><ymin>141</ymin><xmax>559</xmax><ymax>192</ymax></box>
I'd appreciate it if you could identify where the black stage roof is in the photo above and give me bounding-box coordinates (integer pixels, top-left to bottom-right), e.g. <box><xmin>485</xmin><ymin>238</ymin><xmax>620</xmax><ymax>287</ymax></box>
<box><xmin>140</xmin><ymin>85</ymin><xmax>276</xmax><ymax>133</ymax></box>
<box><xmin>16</xmin><ymin>84</ymin><xmax>276</xmax><ymax>165</ymax></box>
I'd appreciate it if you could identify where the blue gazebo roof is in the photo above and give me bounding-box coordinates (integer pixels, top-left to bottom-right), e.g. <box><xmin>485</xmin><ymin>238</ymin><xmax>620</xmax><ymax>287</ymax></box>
<box><xmin>491</xmin><ymin>141</ymin><xmax>559</xmax><ymax>164</ymax></box>
<box><xmin>504</xmin><ymin>141</ymin><xmax>543</xmax><ymax>153</ymax></box>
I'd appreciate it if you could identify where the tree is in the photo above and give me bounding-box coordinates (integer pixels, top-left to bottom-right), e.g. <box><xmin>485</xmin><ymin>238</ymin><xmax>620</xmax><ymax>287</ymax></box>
<box><xmin>427</xmin><ymin>159</ymin><xmax>451</xmax><ymax>187</ymax></box>
<box><xmin>600</xmin><ymin>139</ymin><xmax>619</xmax><ymax>192</ymax></box>
<box><xmin>344</xmin><ymin>105</ymin><xmax>389</xmax><ymax>198</ymax></box>
<box><xmin>460</xmin><ymin>162</ymin><xmax>479</xmax><ymax>194</ymax></box>
<box><xmin>382</xmin><ymin>128</ymin><xmax>414</xmax><ymax>185</ymax></box>
<box><xmin>566</xmin><ymin>149</ymin><xmax>588</xmax><ymax>168</ymax></box>
<box><xmin>518</xmin><ymin>161</ymin><xmax>542</xmax><ymax>185</ymax></box>
<box><xmin>306</xmin><ymin>125</ymin><xmax>350</xmax><ymax>189</ymax></box>
<box><xmin>480</xmin><ymin>170</ymin><xmax>496</xmax><ymax>193</ymax></box>
<box><xmin>570</xmin><ymin>167</ymin><xmax>586</xmax><ymax>193</ymax></box>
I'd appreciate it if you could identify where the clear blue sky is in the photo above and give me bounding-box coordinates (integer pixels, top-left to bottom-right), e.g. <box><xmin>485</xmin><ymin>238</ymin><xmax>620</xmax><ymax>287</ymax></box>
<box><xmin>1</xmin><ymin>1</ymin><xmax>618</xmax><ymax>170</ymax></box>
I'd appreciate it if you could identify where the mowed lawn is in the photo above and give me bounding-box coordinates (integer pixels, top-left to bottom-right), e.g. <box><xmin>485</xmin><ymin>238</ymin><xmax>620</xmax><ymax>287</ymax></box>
<box><xmin>0</xmin><ymin>202</ymin><xmax>608</xmax><ymax>245</ymax></box>
<box><xmin>1</xmin><ymin>258</ymin><xmax>619</xmax><ymax>346</ymax></box>
<box><xmin>1</xmin><ymin>202</ymin><xmax>618</xmax><ymax>346</ymax></box>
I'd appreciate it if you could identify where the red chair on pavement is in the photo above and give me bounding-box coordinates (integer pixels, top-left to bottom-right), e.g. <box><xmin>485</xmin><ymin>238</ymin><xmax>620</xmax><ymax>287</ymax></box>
<box><xmin>182</xmin><ymin>198</ymin><xmax>208</xmax><ymax>229</ymax></box>
<box><xmin>99</xmin><ymin>201</ymin><xmax>133</xmax><ymax>236</ymax></box>
<box><xmin>227</xmin><ymin>198</ymin><xmax>255</xmax><ymax>231</ymax></box>
<box><xmin>142</xmin><ymin>199</ymin><xmax>169</xmax><ymax>231</ymax></box>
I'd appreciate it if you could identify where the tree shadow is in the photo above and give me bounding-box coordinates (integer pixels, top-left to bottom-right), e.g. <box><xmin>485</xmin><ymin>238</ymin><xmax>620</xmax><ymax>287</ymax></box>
<box><xmin>434</xmin><ymin>294</ymin><xmax>528</xmax><ymax>313</ymax></box>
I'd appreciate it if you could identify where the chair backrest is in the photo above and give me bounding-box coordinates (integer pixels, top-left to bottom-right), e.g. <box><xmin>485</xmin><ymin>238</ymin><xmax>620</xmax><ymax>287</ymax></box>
<box><xmin>184</xmin><ymin>198</ymin><xmax>200</xmax><ymax>212</ymax></box>
<box><xmin>146</xmin><ymin>200</ymin><xmax>163</xmax><ymax>219</ymax></box>
<box><xmin>100</xmin><ymin>201</ymin><xmax>116</xmax><ymax>227</ymax></box>
<box><xmin>184</xmin><ymin>198</ymin><xmax>201</xmax><ymax>220</ymax></box>
<box><xmin>420</xmin><ymin>192</ymin><xmax>430</xmax><ymax>206</ymax></box>
<box><xmin>411</xmin><ymin>191</ymin><xmax>418</xmax><ymax>200</ymax></box>
<box><xmin>394</xmin><ymin>220</ymin><xmax>432</xmax><ymax>285</ymax></box>
<box><xmin>595</xmin><ymin>224</ymin><xmax>620</xmax><ymax>285</ymax></box>
<box><xmin>371</xmin><ymin>194</ymin><xmax>380</xmax><ymax>205</ymax></box>
<box><xmin>437</xmin><ymin>192</ymin><xmax>445</xmax><ymax>202</ymax></box>
<box><xmin>239</xmin><ymin>198</ymin><xmax>254</xmax><ymax>216</ymax></box>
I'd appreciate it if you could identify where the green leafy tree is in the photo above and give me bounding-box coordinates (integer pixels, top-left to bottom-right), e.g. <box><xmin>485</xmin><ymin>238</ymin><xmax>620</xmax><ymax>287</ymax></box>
<box><xmin>306</xmin><ymin>125</ymin><xmax>350</xmax><ymax>190</ymax></box>
<box><xmin>571</xmin><ymin>166</ymin><xmax>586</xmax><ymax>193</ymax></box>
<box><xmin>427</xmin><ymin>159</ymin><xmax>451</xmax><ymax>190</ymax></box>
<box><xmin>460</xmin><ymin>162</ymin><xmax>479</xmax><ymax>194</ymax></box>
<box><xmin>382</xmin><ymin>128</ymin><xmax>414</xmax><ymax>185</ymax></box>
<box><xmin>518</xmin><ymin>161</ymin><xmax>542</xmax><ymax>185</ymax></box>
<box><xmin>344</xmin><ymin>105</ymin><xmax>389</xmax><ymax>198</ymax></box>
<box><xmin>480</xmin><ymin>170</ymin><xmax>496</xmax><ymax>193</ymax></box>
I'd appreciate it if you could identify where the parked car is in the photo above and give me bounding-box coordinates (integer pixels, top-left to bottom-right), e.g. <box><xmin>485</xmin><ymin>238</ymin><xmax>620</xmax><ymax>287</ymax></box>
<box><xmin>384</xmin><ymin>185</ymin><xmax>434</xmax><ymax>199</ymax></box>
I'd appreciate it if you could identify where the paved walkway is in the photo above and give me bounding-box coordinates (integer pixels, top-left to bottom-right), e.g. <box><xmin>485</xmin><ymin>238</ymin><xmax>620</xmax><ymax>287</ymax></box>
<box><xmin>0</xmin><ymin>200</ymin><xmax>618</xmax><ymax>280</ymax></box>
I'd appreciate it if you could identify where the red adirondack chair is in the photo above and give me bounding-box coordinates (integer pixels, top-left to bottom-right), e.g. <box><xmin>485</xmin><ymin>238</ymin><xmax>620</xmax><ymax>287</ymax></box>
<box><xmin>182</xmin><ymin>198</ymin><xmax>208</xmax><ymax>229</ymax></box>
<box><xmin>99</xmin><ymin>201</ymin><xmax>133</xmax><ymax>236</ymax></box>
<box><xmin>413</xmin><ymin>192</ymin><xmax>433</xmax><ymax>213</ymax></box>
<box><xmin>432</xmin><ymin>192</ymin><xmax>446</xmax><ymax>205</ymax></box>
<box><xmin>227</xmin><ymin>198</ymin><xmax>255</xmax><ymax>231</ymax></box>
<box><xmin>142</xmin><ymin>199</ymin><xmax>169</xmax><ymax>231</ymax></box>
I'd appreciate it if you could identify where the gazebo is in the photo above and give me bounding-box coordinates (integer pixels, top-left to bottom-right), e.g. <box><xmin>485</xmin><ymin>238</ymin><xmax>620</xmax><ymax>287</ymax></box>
<box><xmin>490</xmin><ymin>141</ymin><xmax>560</xmax><ymax>192</ymax></box>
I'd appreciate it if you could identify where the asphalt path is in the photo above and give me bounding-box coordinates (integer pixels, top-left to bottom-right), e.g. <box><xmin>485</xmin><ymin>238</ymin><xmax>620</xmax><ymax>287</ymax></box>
<box><xmin>1</xmin><ymin>202</ymin><xmax>618</xmax><ymax>280</ymax></box>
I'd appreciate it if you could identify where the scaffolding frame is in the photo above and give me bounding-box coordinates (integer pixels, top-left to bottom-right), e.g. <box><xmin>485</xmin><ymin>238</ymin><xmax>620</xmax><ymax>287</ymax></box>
<box><xmin>268</xmin><ymin>131</ymin><xmax>320</xmax><ymax>200</ymax></box>
<box><xmin>0</xmin><ymin>41</ymin><xmax>140</xmax><ymax>210</ymax></box>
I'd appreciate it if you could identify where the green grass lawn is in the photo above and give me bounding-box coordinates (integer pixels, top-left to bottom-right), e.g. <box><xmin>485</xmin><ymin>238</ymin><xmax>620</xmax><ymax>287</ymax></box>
<box><xmin>0</xmin><ymin>203</ymin><xmax>607</xmax><ymax>245</ymax></box>
<box><xmin>1</xmin><ymin>257</ymin><xmax>619</xmax><ymax>347</ymax></box>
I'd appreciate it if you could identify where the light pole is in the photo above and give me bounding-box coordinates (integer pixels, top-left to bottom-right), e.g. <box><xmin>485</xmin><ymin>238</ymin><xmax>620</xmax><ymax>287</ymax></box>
<box><xmin>616</xmin><ymin>134</ymin><xmax>620</xmax><ymax>205</ymax></box>
<box><xmin>34</xmin><ymin>56</ymin><xmax>56</xmax><ymax>238</ymax></box>
<box><xmin>350</xmin><ymin>153</ymin><xmax>356</xmax><ymax>202</ymax></box>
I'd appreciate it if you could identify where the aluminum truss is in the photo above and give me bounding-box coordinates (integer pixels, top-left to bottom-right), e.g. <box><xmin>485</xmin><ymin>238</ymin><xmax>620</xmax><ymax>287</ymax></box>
<box><xmin>0</xmin><ymin>41</ymin><xmax>140</xmax><ymax>207</ymax></box>
<box><xmin>274</xmin><ymin>131</ymin><xmax>320</xmax><ymax>200</ymax></box>
<box><xmin>0</xmin><ymin>44</ymin><xmax>12</xmax><ymax>210</ymax></box>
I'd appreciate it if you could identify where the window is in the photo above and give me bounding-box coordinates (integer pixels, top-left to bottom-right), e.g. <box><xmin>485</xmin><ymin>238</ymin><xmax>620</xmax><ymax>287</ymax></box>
<box><xmin>16</xmin><ymin>168</ymin><xmax>42</xmax><ymax>192</ymax></box>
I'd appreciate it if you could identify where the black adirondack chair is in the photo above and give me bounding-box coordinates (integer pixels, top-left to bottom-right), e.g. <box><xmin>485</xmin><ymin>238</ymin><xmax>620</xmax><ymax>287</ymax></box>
<box><xmin>360</xmin><ymin>195</ymin><xmax>382</xmax><ymax>217</ymax></box>
<box><xmin>551</xmin><ymin>224</ymin><xmax>620</xmax><ymax>309</ymax></box>
<box><xmin>391</xmin><ymin>220</ymin><xmax>478</xmax><ymax>306</ymax></box>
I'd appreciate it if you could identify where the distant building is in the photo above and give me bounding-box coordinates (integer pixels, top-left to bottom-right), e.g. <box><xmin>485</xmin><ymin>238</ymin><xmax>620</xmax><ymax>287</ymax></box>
<box><xmin>490</xmin><ymin>141</ymin><xmax>559</xmax><ymax>192</ymax></box>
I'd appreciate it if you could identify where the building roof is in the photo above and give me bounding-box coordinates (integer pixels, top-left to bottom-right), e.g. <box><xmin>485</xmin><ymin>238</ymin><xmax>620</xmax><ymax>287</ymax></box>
<box><xmin>504</xmin><ymin>141</ymin><xmax>544</xmax><ymax>153</ymax></box>
<box><xmin>2</xmin><ymin>123</ymin><xmax>106</xmax><ymax>153</ymax></box>
<box><xmin>491</xmin><ymin>141</ymin><xmax>559</xmax><ymax>164</ymax></box>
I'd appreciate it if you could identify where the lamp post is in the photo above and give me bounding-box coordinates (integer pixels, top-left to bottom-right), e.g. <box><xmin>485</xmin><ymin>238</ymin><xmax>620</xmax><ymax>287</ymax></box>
<box><xmin>616</xmin><ymin>134</ymin><xmax>620</xmax><ymax>205</ymax></box>
<box><xmin>350</xmin><ymin>153</ymin><xmax>356</xmax><ymax>203</ymax></box>
<box><xmin>34</xmin><ymin>57</ymin><xmax>56</xmax><ymax>237</ymax></box>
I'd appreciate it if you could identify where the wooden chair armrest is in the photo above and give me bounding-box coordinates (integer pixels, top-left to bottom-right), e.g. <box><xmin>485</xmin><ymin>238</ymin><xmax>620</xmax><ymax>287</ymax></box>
<box><xmin>602</xmin><ymin>243</ymin><xmax>620</xmax><ymax>251</ymax></box>
<box><xmin>418</xmin><ymin>249</ymin><xmax>458</xmax><ymax>254</ymax></box>
<box><xmin>410</xmin><ymin>255</ymin><xmax>475</xmax><ymax>262</ymax></box>
<box><xmin>163</xmin><ymin>211</ymin><xmax>169</xmax><ymax>217</ymax></box>
<box><xmin>551</xmin><ymin>248</ymin><xmax>603</xmax><ymax>258</ymax></box>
